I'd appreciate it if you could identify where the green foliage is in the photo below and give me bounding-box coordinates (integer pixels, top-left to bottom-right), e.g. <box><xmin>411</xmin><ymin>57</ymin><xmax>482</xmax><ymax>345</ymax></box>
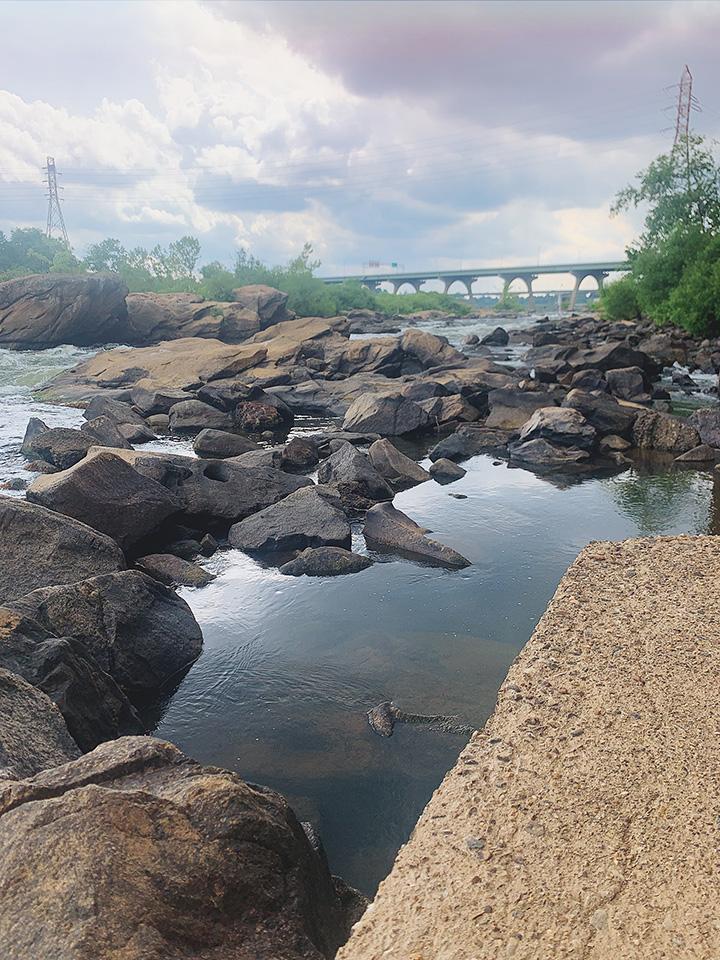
<box><xmin>611</xmin><ymin>135</ymin><xmax>720</xmax><ymax>336</ymax></box>
<box><xmin>373</xmin><ymin>290</ymin><xmax>472</xmax><ymax>316</ymax></box>
<box><xmin>0</xmin><ymin>228</ymin><xmax>72</xmax><ymax>279</ymax></box>
<box><xmin>599</xmin><ymin>276</ymin><xmax>641</xmax><ymax>321</ymax></box>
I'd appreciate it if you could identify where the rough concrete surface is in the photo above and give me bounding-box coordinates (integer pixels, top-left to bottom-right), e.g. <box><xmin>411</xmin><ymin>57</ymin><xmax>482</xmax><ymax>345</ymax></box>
<box><xmin>339</xmin><ymin>536</ymin><xmax>720</xmax><ymax>960</ymax></box>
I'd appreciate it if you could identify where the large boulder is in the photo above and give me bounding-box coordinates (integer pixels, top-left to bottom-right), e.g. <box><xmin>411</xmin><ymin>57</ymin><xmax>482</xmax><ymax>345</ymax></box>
<box><xmin>83</xmin><ymin>396</ymin><xmax>156</xmax><ymax>444</ymax></box>
<box><xmin>605</xmin><ymin>366</ymin><xmax>650</xmax><ymax>402</ymax></box>
<box><xmin>517</xmin><ymin>407</ymin><xmax>597</xmax><ymax>452</ymax></box>
<box><xmin>7</xmin><ymin>570</ymin><xmax>203</xmax><ymax>700</ymax></box>
<box><xmin>416</xmin><ymin>395</ymin><xmax>480</xmax><ymax>425</ymax></box>
<box><xmin>169</xmin><ymin>399</ymin><xmax>233</xmax><ymax>433</ymax></box>
<box><xmin>20</xmin><ymin>417</ymin><xmax>49</xmax><ymax>456</ymax></box>
<box><xmin>124</xmin><ymin>292</ymin><xmax>265</xmax><ymax>344</ymax></box>
<box><xmin>561</xmin><ymin>389</ymin><xmax>638</xmax><ymax>439</ymax></box>
<box><xmin>632</xmin><ymin>410</ymin><xmax>701</xmax><ymax>453</ymax></box>
<box><xmin>279</xmin><ymin>547</ymin><xmax>373</xmax><ymax>578</ymax></box>
<box><xmin>368</xmin><ymin>438</ymin><xmax>430</xmax><ymax>488</ymax></box>
<box><xmin>429</xmin><ymin>458</ymin><xmax>467</xmax><ymax>482</ymax></box>
<box><xmin>509</xmin><ymin>438</ymin><xmax>591</xmax><ymax>468</ymax></box>
<box><xmin>0</xmin><ymin>667</ymin><xmax>80</xmax><ymax>779</ymax></box>
<box><xmin>480</xmin><ymin>326</ymin><xmax>509</xmax><ymax>346</ymax></box>
<box><xmin>24</xmin><ymin>427</ymin><xmax>94</xmax><ymax>470</ymax></box>
<box><xmin>317</xmin><ymin>443</ymin><xmax>394</xmax><ymax>511</ymax></box>
<box><xmin>0</xmin><ymin>273</ymin><xmax>128</xmax><ymax>348</ymax></box>
<box><xmin>399</xmin><ymin>329</ymin><xmax>465</xmax><ymax>369</ymax></box>
<box><xmin>281</xmin><ymin>437</ymin><xmax>320</xmax><ymax>472</ymax></box>
<box><xmin>485</xmin><ymin>387</ymin><xmax>555</xmax><ymax>430</ymax></box>
<box><xmin>231</xmin><ymin>284</ymin><xmax>294</xmax><ymax>328</ymax></box>
<box><xmin>0</xmin><ymin>498</ymin><xmax>125</xmax><ymax>604</ymax></box>
<box><xmin>80</xmin><ymin>416</ymin><xmax>133</xmax><ymax>450</ymax></box>
<box><xmin>428</xmin><ymin>425</ymin><xmax>513</xmax><ymax>463</ymax></box>
<box><xmin>192</xmin><ymin>428</ymin><xmax>260</xmax><ymax>459</ymax></box>
<box><xmin>0</xmin><ymin>608</ymin><xmax>141</xmax><ymax>752</ymax></box>
<box><xmin>0</xmin><ymin>737</ymin><xmax>366</xmax><ymax>958</ymax></box>
<box><xmin>363</xmin><ymin>502</ymin><xmax>470</xmax><ymax>569</ymax></box>
<box><xmin>343</xmin><ymin>393</ymin><xmax>430</xmax><ymax>436</ymax></box>
<box><xmin>567</xmin><ymin>341</ymin><xmax>656</xmax><ymax>375</ymax></box>
<box><xmin>135</xmin><ymin>553</ymin><xmax>216</xmax><ymax>588</ymax></box>
<box><xmin>26</xmin><ymin>451</ymin><xmax>180</xmax><ymax>550</ymax></box>
<box><xmin>229</xmin><ymin>486</ymin><xmax>351</xmax><ymax>554</ymax></box>
<box><xmin>688</xmin><ymin>408</ymin><xmax>720</xmax><ymax>448</ymax></box>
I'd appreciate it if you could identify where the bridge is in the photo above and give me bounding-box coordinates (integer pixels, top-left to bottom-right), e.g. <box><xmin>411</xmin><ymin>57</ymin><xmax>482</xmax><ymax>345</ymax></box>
<box><xmin>321</xmin><ymin>260</ymin><xmax>629</xmax><ymax>311</ymax></box>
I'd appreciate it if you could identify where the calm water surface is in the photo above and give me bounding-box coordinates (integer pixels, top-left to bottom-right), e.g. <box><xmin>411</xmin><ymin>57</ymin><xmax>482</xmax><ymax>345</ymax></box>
<box><xmin>0</xmin><ymin>331</ymin><xmax>718</xmax><ymax>895</ymax></box>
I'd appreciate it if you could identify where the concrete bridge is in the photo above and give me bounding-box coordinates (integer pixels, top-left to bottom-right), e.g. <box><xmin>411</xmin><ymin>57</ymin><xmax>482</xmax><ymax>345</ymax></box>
<box><xmin>322</xmin><ymin>260</ymin><xmax>629</xmax><ymax>311</ymax></box>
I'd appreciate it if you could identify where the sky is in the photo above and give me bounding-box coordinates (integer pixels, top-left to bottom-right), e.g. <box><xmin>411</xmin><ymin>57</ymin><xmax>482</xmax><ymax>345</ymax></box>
<box><xmin>1</xmin><ymin>0</ymin><xmax>719</xmax><ymax>289</ymax></box>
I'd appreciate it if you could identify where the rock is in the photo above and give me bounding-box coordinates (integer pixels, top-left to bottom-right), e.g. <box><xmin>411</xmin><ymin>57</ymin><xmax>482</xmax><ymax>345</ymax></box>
<box><xmin>368</xmin><ymin>438</ymin><xmax>430</xmax><ymax>488</ymax></box>
<box><xmin>399</xmin><ymin>329</ymin><xmax>466</xmax><ymax>369</ymax></box>
<box><xmin>605</xmin><ymin>366</ymin><xmax>649</xmax><ymax>402</ymax></box>
<box><xmin>509</xmin><ymin>438</ymin><xmax>591</xmax><ymax>468</ymax></box>
<box><xmin>230</xmin><ymin>283</ymin><xmax>294</xmax><ymax>328</ymax></box>
<box><xmin>234</xmin><ymin>399</ymin><xmax>287</xmax><ymax>432</ymax></box>
<box><xmin>27</xmin><ymin>450</ymin><xmax>180</xmax><ymax>551</ymax></box>
<box><xmin>400</xmin><ymin>380</ymin><xmax>451</xmax><ymax>401</ymax></box>
<box><xmin>200</xmin><ymin>533</ymin><xmax>218</xmax><ymax>556</ymax></box>
<box><xmin>24</xmin><ymin>427</ymin><xmax>94</xmax><ymax>470</ymax></box>
<box><xmin>169</xmin><ymin>399</ymin><xmax>233</xmax><ymax>433</ymax></box>
<box><xmin>135</xmin><ymin>553</ymin><xmax>216</xmax><ymax>588</ymax></box>
<box><xmin>0</xmin><ymin>736</ymin><xmax>365</xmax><ymax>958</ymax></box>
<box><xmin>279</xmin><ymin>546</ymin><xmax>373</xmax><ymax>577</ymax></box>
<box><xmin>567</xmin><ymin>341</ymin><xmax>656</xmax><ymax>375</ymax></box>
<box><xmin>0</xmin><ymin>667</ymin><xmax>79</xmax><ymax>779</ymax></box>
<box><xmin>146</xmin><ymin>413</ymin><xmax>170</xmax><ymax>431</ymax></box>
<box><xmin>0</xmin><ymin>608</ymin><xmax>142</xmax><ymax>752</ymax></box>
<box><xmin>517</xmin><ymin>406</ymin><xmax>597</xmax><ymax>452</ymax></box>
<box><xmin>229</xmin><ymin>486</ymin><xmax>351</xmax><ymax>554</ymax></box>
<box><xmin>638</xmin><ymin>332</ymin><xmax>687</xmax><ymax>367</ymax></box>
<box><xmin>165</xmin><ymin>538</ymin><xmax>203</xmax><ymax>560</ymax></box>
<box><xmin>0</xmin><ymin>478</ymin><xmax>26</xmax><ymax>491</ymax></box>
<box><xmin>343</xmin><ymin>393</ymin><xmax>430</xmax><ymax>436</ymax></box>
<box><xmin>0</xmin><ymin>273</ymin><xmax>128</xmax><ymax>348</ymax></box>
<box><xmin>417</xmin><ymin>395</ymin><xmax>480</xmax><ymax>425</ymax></box>
<box><xmin>632</xmin><ymin>410</ymin><xmax>701</xmax><ymax>453</ymax></box>
<box><xmin>429</xmin><ymin>425</ymin><xmax>513</xmax><ymax>463</ymax></box>
<box><xmin>480</xmin><ymin>326</ymin><xmax>509</xmax><ymax>346</ymax></box>
<box><xmin>652</xmin><ymin>386</ymin><xmax>672</xmax><ymax>401</ymax></box>
<box><xmin>192</xmin><ymin>428</ymin><xmax>260</xmax><ymax>459</ymax></box>
<box><xmin>599</xmin><ymin>434</ymin><xmax>631</xmax><ymax>452</ymax></box>
<box><xmin>281</xmin><ymin>437</ymin><xmax>320</xmax><ymax>472</ymax></box>
<box><xmin>569</xmin><ymin>369</ymin><xmax>607</xmax><ymax>392</ymax></box>
<box><xmin>562</xmin><ymin>389</ymin><xmax>638</xmax><ymax>439</ymax></box>
<box><xmin>317</xmin><ymin>443</ymin><xmax>394</xmax><ymax>510</ymax></box>
<box><xmin>674</xmin><ymin>444</ymin><xmax>719</xmax><ymax>462</ymax></box>
<box><xmin>20</xmin><ymin>417</ymin><xmax>49</xmax><ymax>456</ymax></box>
<box><xmin>124</xmin><ymin>292</ymin><xmax>263</xmax><ymax>344</ymax></box>
<box><xmin>8</xmin><ymin>570</ymin><xmax>203</xmax><ymax>700</ymax></box>
<box><xmin>0</xmin><ymin>498</ymin><xmax>125</xmax><ymax>604</ymax></box>
<box><xmin>130</xmin><ymin>383</ymin><xmax>190</xmax><ymax>416</ymax></box>
<box><xmin>364</xmin><ymin>502</ymin><xmax>470</xmax><ymax>569</ymax></box>
<box><xmin>25</xmin><ymin>459</ymin><xmax>57</xmax><ymax>474</ymax></box>
<box><xmin>429</xmin><ymin>459</ymin><xmax>467</xmax><ymax>482</ymax></box>
<box><xmin>688</xmin><ymin>408</ymin><xmax>720</xmax><ymax>448</ymax></box>
<box><xmin>463</xmin><ymin>334</ymin><xmax>479</xmax><ymax>346</ymax></box>
<box><xmin>80</xmin><ymin>415</ymin><xmax>133</xmax><ymax>449</ymax></box>
<box><xmin>485</xmin><ymin>387</ymin><xmax>554</xmax><ymax>429</ymax></box>
<box><xmin>83</xmin><ymin>396</ymin><xmax>156</xmax><ymax>444</ymax></box>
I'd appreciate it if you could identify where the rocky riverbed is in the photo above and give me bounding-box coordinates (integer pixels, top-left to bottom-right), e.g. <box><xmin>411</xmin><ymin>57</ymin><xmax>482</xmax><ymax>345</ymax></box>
<box><xmin>1</xmin><ymin>273</ymin><xmax>720</xmax><ymax>956</ymax></box>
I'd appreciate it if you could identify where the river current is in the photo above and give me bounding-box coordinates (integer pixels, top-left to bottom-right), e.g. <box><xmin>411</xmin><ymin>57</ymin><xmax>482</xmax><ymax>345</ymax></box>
<box><xmin>1</xmin><ymin>315</ymin><xmax>717</xmax><ymax>895</ymax></box>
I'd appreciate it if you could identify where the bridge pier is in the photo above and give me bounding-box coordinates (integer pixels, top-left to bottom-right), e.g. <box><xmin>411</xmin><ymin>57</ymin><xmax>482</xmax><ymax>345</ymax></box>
<box><xmin>569</xmin><ymin>271</ymin><xmax>608</xmax><ymax>311</ymax></box>
<box><xmin>443</xmin><ymin>277</ymin><xmax>473</xmax><ymax>296</ymax></box>
<box><xmin>393</xmin><ymin>279</ymin><xmax>420</xmax><ymax>294</ymax></box>
<box><xmin>500</xmin><ymin>273</ymin><xmax>537</xmax><ymax>312</ymax></box>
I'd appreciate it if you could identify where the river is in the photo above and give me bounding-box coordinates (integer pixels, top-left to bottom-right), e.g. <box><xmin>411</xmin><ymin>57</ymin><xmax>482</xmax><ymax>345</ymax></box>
<box><xmin>1</xmin><ymin>316</ymin><xmax>717</xmax><ymax>895</ymax></box>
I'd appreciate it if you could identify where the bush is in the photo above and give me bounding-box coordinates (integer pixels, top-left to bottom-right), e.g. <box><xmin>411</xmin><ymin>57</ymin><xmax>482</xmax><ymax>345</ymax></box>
<box><xmin>599</xmin><ymin>276</ymin><xmax>641</xmax><ymax>321</ymax></box>
<box><xmin>373</xmin><ymin>290</ymin><xmax>471</xmax><ymax>316</ymax></box>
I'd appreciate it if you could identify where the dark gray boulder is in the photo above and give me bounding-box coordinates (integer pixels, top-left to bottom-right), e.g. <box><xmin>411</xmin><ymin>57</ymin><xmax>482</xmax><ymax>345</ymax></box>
<box><xmin>192</xmin><ymin>428</ymin><xmax>260</xmax><ymax>459</ymax></box>
<box><xmin>368</xmin><ymin>438</ymin><xmax>430</xmax><ymax>488</ymax></box>
<box><xmin>480</xmin><ymin>326</ymin><xmax>509</xmax><ymax>346</ymax></box>
<box><xmin>517</xmin><ymin>406</ymin><xmax>597</xmax><ymax>452</ymax></box>
<box><xmin>485</xmin><ymin>387</ymin><xmax>555</xmax><ymax>429</ymax></box>
<box><xmin>429</xmin><ymin>425</ymin><xmax>513</xmax><ymax>463</ymax></box>
<box><xmin>561</xmin><ymin>389</ymin><xmax>638</xmax><ymax>439</ymax></box>
<box><xmin>281</xmin><ymin>436</ymin><xmax>320</xmax><ymax>472</ymax></box>
<box><xmin>688</xmin><ymin>408</ymin><xmax>720</xmax><ymax>448</ymax></box>
<box><xmin>0</xmin><ymin>666</ymin><xmax>80</xmax><ymax>779</ymax></box>
<box><xmin>130</xmin><ymin>384</ymin><xmax>190</xmax><ymax>416</ymax></box>
<box><xmin>279</xmin><ymin>547</ymin><xmax>373</xmax><ymax>577</ymax></box>
<box><xmin>567</xmin><ymin>341</ymin><xmax>657</xmax><ymax>375</ymax></box>
<box><xmin>25</xmin><ymin>427</ymin><xmax>94</xmax><ymax>470</ymax></box>
<box><xmin>135</xmin><ymin>553</ymin><xmax>216</xmax><ymax>588</ymax></box>
<box><xmin>317</xmin><ymin>443</ymin><xmax>394</xmax><ymax>511</ymax></box>
<box><xmin>342</xmin><ymin>393</ymin><xmax>430</xmax><ymax>436</ymax></box>
<box><xmin>509</xmin><ymin>438</ymin><xmax>591</xmax><ymax>468</ymax></box>
<box><xmin>632</xmin><ymin>410</ymin><xmax>701</xmax><ymax>453</ymax></box>
<box><xmin>429</xmin><ymin>458</ymin><xmax>467</xmax><ymax>482</ymax></box>
<box><xmin>229</xmin><ymin>486</ymin><xmax>351</xmax><ymax>554</ymax></box>
<box><xmin>8</xmin><ymin>570</ymin><xmax>203</xmax><ymax>700</ymax></box>
<box><xmin>83</xmin><ymin>396</ymin><xmax>156</xmax><ymax>444</ymax></box>
<box><xmin>569</xmin><ymin>369</ymin><xmax>607</xmax><ymax>392</ymax></box>
<box><xmin>26</xmin><ymin>451</ymin><xmax>179</xmax><ymax>550</ymax></box>
<box><xmin>605</xmin><ymin>366</ymin><xmax>649</xmax><ymax>402</ymax></box>
<box><xmin>0</xmin><ymin>498</ymin><xmax>125</xmax><ymax>604</ymax></box>
<box><xmin>20</xmin><ymin>417</ymin><xmax>49</xmax><ymax>457</ymax></box>
<box><xmin>81</xmin><ymin>416</ymin><xmax>133</xmax><ymax>450</ymax></box>
<box><xmin>169</xmin><ymin>399</ymin><xmax>234</xmax><ymax>433</ymax></box>
<box><xmin>363</xmin><ymin>502</ymin><xmax>470</xmax><ymax>569</ymax></box>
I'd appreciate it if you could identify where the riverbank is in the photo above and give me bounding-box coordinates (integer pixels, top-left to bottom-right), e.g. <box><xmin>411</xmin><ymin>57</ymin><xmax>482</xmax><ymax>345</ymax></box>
<box><xmin>340</xmin><ymin>534</ymin><xmax>720</xmax><ymax>959</ymax></box>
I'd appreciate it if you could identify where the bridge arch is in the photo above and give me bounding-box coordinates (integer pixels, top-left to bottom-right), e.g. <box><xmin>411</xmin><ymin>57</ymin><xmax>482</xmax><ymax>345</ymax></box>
<box><xmin>393</xmin><ymin>280</ymin><xmax>420</xmax><ymax>294</ymax></box>
<box><xmin>569</xmin><ymin>271</ymin><xmax>608</xmax><ymax>311</ymax></box>
<box><xmin>443</xmin><ymin>278</ymin><xmax>472</xmax><ymax>296</ymax></box>
<box><xmin>499</xmin><ymin>273</ymin><xmax>537</xmax><ymax>312</ymax></box>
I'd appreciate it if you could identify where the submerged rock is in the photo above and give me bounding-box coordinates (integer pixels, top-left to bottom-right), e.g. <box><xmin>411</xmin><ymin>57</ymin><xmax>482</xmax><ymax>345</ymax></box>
<box><xmin>229</xmin><ymin>486</ymin><xmax>351</xmax><ymax>554</ymax></box>
<box><xmin>429</xmin><ymin>458</ymin><xmax>467</xmax><ymax>482</ymax></box>
<box><xmin>0</xmin><ymin>498</ymin><xmax>125</xmax><ymax>604</ymax></box>
<box><xmin>136</xmin><ymin>553</ymin><xmax>216</xmax><ymax>588</ymax></box>
<box><xmin>364</xmin><ymin>502</ymin><xmax>470</xmax><ymax>569</ymax></box>
<box><xmin>279</xmin><ymin>547</ymin><xmax>373</xmax><ymax>577</ymax></box>
<box><xmin>509</xmin><ymin>438</ymin><xmax>590</xmax><ymax>468</ymax></box>
<box><xmin>0</xmin><ymin>736</ymin><xmax>366</xmax><ymax>958</ymax></box>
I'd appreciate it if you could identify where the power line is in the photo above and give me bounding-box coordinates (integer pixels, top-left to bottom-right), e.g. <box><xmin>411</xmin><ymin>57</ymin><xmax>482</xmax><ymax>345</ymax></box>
<box><xmin>44</xmin><ymin>156</ymin><xmax>69</xmax><ymax>246</ymax></box>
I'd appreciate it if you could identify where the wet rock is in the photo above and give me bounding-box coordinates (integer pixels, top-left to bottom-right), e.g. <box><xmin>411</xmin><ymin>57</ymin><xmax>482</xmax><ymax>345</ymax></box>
<box><xmin>486</xmin><ymin>387</ymin><xmax>555</xmax><ymax>430</ymax></box>
<box><xmin>0</xmin><ymin>667</ymin><xmax>79</xmax><ymax>779</ymax></box>
<box><xmin>0</xmin><ymin>498</ymin><xmax>125</xmax><ymax>604</ymax></box>
<box><xmin>343</xmin><ymin>393</ymin><xmax>430</xmax><ymax>436</ymax></box>
<box><xmin>0</xmin><ymin>608</ymin><xmax>142</xmax><ymax>752</ymax></box>
<box><xmin>652</xmin><ymin>386</ymin><xmax>672</xmax><ymax>401</ymax></box>
<box><xmin>368</xmin><ymin>438</ymin><xmax>430</xmax><ymax>488</ymax></box>
<box><xmin>400</xmin><ymin>329</ymin><xmax>466</xmax><ymax>369</ymax></box>
<box><xmin>279</xmin><ymin>547</ymin><xmax>373</xmax><ymax>577</ymax></box>
<box><xmin>429</xmin><ymin>459</ymin><xmax>467</xmax><ymax>482</ymax></box>
<box><xmin>688</xmin><ymin>408</ymin><xmax>720</xmax><ymax>448</ymax></box>
<box><xmin>599</xmin><ymin>434</ymin><xmax>632</xmax><ymax>453</ymax></box>
<box><xmin>509</xmin><ymin>438</ymin><xmax>590</xmax><ymax>468</ymax></box>
<box><xmin>562</xmin><ymin>389</ymin><xmax>637</xmax><ymax>439</ymax></box>
<box><xmin>25</xmin><ymin>459</ymin><xmax>57</xmax><ymax>474</ymax></box>
<box><xmin>569</xmin><ymin>369</ymin><xmax>607</xmax><ymax>392</ymax></box>
<box><xmin>146</xmin><ymin>413</ymin><xmax>170</xmax><ymax>431</ymax></box>
<box><xmin>463</xmin><ymin>334</ymin><xmax>480</xmax><ymax>346</ymax></box>
<box><xmin>8</xmin><ymin>570</ymin><xmax>203</xmax><ymax>700</ymax></box>
<box><xmin>364</xmin><ymin>502</ymin><xmax>470</xmax><ymax>569</ymax></box>
<box><xmin>0</xmin><ymin>477</ymin><xmax>26</xmax><ymax>490</ymax></box>
<box><xmin>165</xmin><ymin>538</ymin><xmax>203</xmax><ymax>560</ymax></box>
<box><xmin>674</xmin><ymin>444</ymin><xmax>719</xmax><ymax>462</ymax></box>
<box><xmin>135</xmin><ymin>553</ymin><xmax>216</xmax><ymax>588</ymax></box>
<box><xmin>83</xmin><ymin>396</ymin><xmax>153</xmax><ymax>444</ymax></box>
<box><xmin>480</xmin><ymin>326</ymin><xmax>509</xmax><ymax>346</ymax></box>
<box><xmin>80</xmin><ymin>415</ymin><xmax>133</xmax><ymax>450</ymax></box>
<box><xmin>24</xmin><ymin>427</ymin><xmax>94</xmax><ymax>470</ymax></box>
<box><xmin>567</xmin><ymin>341</ymin><xmax>656</xmax><ymax>375</ymax></box>
<box><xmin>632</xmin><ymin>410</ymin><xmax>701</xmax><ymax>454</ymax></box>
<box><xmin>234</xmin><ymin>399</ymin><xmax>289</xmax><ymax>433</ymax></box>
<box><xmin>281</xmin><ymin>436</ymin><xmax>320</xmax><ymax>472</ymax></box>
<box><xmin>192</xmin><ymin>428</ymin><xmax>260</xmax><ymax>459</ymax></box>
<box><xmin>169</xmin><ymin>398</ymin><xmax>233</xmax><ymax>433</ymax></box>
<box><xmin>400</xmin><ymin>379</ymin><xmax>451</xmax><ymax>401</ymax></box>
<box><xmin>229</xmin><ymin>486</ymin><xmax>351</xmax><ymax>554</ymax></box>
<box><xmin>200</xmin><ymin>534</ymin><xmax>218</xmax><ymax>556</ymax></box>
<box><xmin>605</xmin><ymin>366</ymin><xmax>650</xmax><ymax>402</ymax></box>
<box><xmin>20</xmin><ymin>417</ymin><xmax>49</xmax><ymax>457</ymax></box>
<box><xmin>417</xmin><ymin>394</ymin><xmax>480</xmax><ymax>425</ymax></box>
<box><xmin>0</xmin><ymin>273</ymin><xmax>128</xmax><ymax>348</ymax></box>
<box><xmin>317</xmin><ymin>443</ymin><xmax>394</xmax><ymax>510</ymax></box>
<box><xmin>429</xmin><ymin>425</ymin><xmax>513</xmax><ymax>462</ymax></box>
<box><xmin>27</xmin><ymin>451</ymin><xmax>180</xmax><ymax>550</ymax></box>
<box><xmin>130</xmin><ymin>383</ymin><xmax>190</xmax><ymax>416</ymax></box>
<box><xmin>517</xmin><ymin>406</ymin><xmax>597</xmax><ymax>452</ymax></box>
<box><xmin>0</xmin><ymin>736</ymin><xmax>365</xmax><ymax>959</ymax></box>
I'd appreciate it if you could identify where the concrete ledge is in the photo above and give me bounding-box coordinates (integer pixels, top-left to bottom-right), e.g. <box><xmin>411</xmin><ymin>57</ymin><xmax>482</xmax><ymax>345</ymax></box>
<box><xmin>340</xmin><ymin>536</ymin><xmax>720</xmax><ymax>959</ymax></box>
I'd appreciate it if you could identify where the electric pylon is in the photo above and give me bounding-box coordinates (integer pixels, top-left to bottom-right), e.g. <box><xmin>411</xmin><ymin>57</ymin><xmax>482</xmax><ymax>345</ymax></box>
<box><xmin>673</xmin><ymin>65</ymin><xmax>696</xmax><ymax>146</ymax></box>
<box><xmin>44</xmin><ymin>156</ymin><xmax>69</xmax><ymax>246</ymax></box>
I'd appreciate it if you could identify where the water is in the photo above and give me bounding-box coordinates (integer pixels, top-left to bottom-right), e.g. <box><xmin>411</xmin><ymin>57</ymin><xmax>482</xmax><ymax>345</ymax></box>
<box><xmin>0</xmin><ymin>337</ymin><xmax>718</xmax><ymax>896</ymax></box>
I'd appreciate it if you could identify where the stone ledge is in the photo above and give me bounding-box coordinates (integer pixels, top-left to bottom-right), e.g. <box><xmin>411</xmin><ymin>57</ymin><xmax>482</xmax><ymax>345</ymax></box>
<box><xmin>339</xmin><ymin>535</ymin><xmax>720</xmax><ymax>959</ymax></box>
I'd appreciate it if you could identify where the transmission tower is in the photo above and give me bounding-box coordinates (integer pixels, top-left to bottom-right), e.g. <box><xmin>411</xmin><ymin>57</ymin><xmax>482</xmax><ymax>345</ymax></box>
<box><xmin>673</xmin><ymin>65</ymin><xmax>700</xmax><ymax>145</ymax></box>
<box><xmin>44</xmin><ymin>156</ymin><xmax>69</xmax><ymax>246</ymax></box>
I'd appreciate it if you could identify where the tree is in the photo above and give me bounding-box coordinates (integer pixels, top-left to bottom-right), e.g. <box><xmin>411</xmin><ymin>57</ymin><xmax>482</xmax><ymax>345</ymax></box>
<box><xmin>168</xmin><ymin>236</ymin><xmax>201</xmax><ymax>278</ymax></box>
<box><xmin>83</xmin><ymin>238</ymin><xmax>126</xmax><ymax>273</ymax></box>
